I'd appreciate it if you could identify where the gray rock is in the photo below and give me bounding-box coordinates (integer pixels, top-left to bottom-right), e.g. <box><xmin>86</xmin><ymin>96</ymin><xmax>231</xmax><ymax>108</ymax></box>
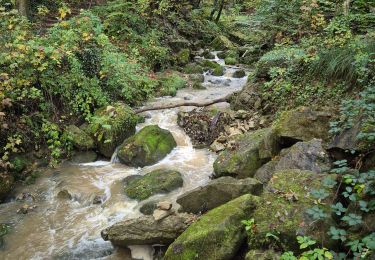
<box><xmin>70</xmin><ymin>151</ymin><xmax>97</xmax><ymax>164</ymax></box>
<box><xmin>254</xmin><ymin>160</ymin><xmax>278</xmax><ymax>184</ymax></box>
<box><xmin>254</xmin><ymin>139</ymin><xmax>331</xmax><ymax>184</ymax></box>
<box><xmin>140</xmin><ymin>201</ymin><xmax>158</xmax><ymax>215</ymax></box>
<box><xmin>275</xmin><ymin>139</ymin><xmax>331</xmax><ymax>173</ymax></box>
<box><xmin>177</xmin><ymin>177</ymin><xmax>262</xmax><ymax>214</ymax></box>
<box><xmin>101</xmin><ymin>213</ymin><xmax>195</xmax><ymax>246</ymax></box>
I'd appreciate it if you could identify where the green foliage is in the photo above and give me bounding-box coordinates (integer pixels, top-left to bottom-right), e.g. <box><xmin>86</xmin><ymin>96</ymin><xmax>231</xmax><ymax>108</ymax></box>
<box><xmin>281</xmin><ymin>236</ymin><xmax>333</xmax><ymax>260</ymax></box>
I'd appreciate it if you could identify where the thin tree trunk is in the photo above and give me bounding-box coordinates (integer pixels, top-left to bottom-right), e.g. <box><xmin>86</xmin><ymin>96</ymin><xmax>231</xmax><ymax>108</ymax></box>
<box><xmin>343</xmin><ymin>0</ymin><xmax>350</xmax><ymax>15</ymax></box>
<box><xmin>215</xmin><ymin>0</ymin><xmax>225</xmax><ymax>23</ymax></box>
<box><xmin>135</xmin><ymin>94</ymin><xmax>232</xmax><ymax>114</ymax></box>
<box><xmin>210</xmin><ymin>0</ymin><xmax>219</xmax><ymax>20</ymax></box>
<box><xmin>16</xmin><ymin>0</ymin><xmax>29</xmax><ymax>18</ymax></box>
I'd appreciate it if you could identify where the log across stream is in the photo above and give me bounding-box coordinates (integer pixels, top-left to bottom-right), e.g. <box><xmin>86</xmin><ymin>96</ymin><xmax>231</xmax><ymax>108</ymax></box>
<box><xmin>0</xmin><ymin>52</ymin><xmax>249</xmax><ymax>260</ymax></box>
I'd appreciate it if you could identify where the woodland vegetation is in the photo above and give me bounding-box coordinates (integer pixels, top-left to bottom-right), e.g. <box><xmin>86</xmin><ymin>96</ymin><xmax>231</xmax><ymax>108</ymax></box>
<box><xmin>0</xmin><ymin>0</ymin><xmax>374</xmax><ymax>259</ymax></box>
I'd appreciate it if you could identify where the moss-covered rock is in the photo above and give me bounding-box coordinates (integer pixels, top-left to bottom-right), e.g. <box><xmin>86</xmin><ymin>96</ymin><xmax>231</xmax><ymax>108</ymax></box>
<box><xmin>158</xmin><ymin>72</ymin><xmax>187</xmax><ymax>97</ymax></box>
<box><xmin>66</xmin><ymin>125</ymin><xmax>95</xmax><ymax>150</ymax></box>
<box><xmin>199</xmin><ymin>59</ymin><xmax>221</xmax><ymax>70</ymax></box>
<box><xmin>188</xmin><ymin>74</ymin><xmax>204</xmax><ymax>84</ymax></box>
<box><xmin>0</xmin><ymin>173</ymin><xmax>14</xmax><ymax>201</ymax></box>
<box><xmin>183</xmin><ymin>63</ymin><xmax>204</xmax><ymax>74</ymax></box>
<box><xmin>118</xmin><ymin>125</ymin><xmax>177</xmax><ymax>167</ymax></box>
<box><xmin>211</xmin><ymin>35</ymin><xmax>235</xmax><ymax>50</ymax></box>
<box><xmin>225</xmin><ymin>57</ymin><xmax>237</xmax><ymax>65</ymax></box>
<box><xmin>176</xmin><ymin>49</ymin><xmax>190</xmax><ymax>66</ymax></box>
<box><xmin>233</xmin><ymin>70</ymin><xmax>246</xmax><ymax>78</ymax></box>
<box><xmin>177</xmin><ymin>177</ymin><xmax>263</xmax><ymax>214</ymax></box>
<box><xmin>124</xmin><ymin>169</ymin><xmax>183</xmax><ymax>201</ymax></box>
<box><xmin>272</xmin><ymin>107</ymin><xmax>333</xmax><ymax>142</ymax></box>
<box><xmin>88</xmin><ymin>103</ymin><xmax>138</xmax><ymax>158</ymax></box>
<box><xmin>212</xmin><ymin>66</ymin><xmax>225</xmax><ymax>76</ymax></box>
<box><xmin>250</xmin><ymin>170</ymin><xmax>335</xmax><ymax>251</ymax></box>
<box><xmin>165</xmin><ymin>194</ymin><xmax>260</xmax><ymax>260</ymax></box>
<box><xmin>213</xmin><ymin>128</ymin><xmax>280</xmax><ymax>179</ymax></box>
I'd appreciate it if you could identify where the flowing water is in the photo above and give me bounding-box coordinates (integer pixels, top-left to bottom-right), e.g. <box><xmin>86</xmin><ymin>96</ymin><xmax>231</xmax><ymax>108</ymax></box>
<box><xmin>0</xmin><ymin>53</ymin><xmax>248</xmax><ymax>260</ymax></box>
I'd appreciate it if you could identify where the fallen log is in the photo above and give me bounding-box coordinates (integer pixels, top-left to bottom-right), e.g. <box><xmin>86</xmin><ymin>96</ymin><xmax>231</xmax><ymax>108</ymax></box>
<box><xmin>135</xmin><ymin>94</ymin><xmax>231</xmax><ymax>114</ymax></box>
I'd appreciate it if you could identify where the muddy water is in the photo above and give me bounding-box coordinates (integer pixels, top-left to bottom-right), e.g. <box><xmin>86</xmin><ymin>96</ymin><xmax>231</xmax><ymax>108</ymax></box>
<box><xmin>0</xmin><ymin>54</ymin><xmax>248</xmax><ymax>260</ymax></box>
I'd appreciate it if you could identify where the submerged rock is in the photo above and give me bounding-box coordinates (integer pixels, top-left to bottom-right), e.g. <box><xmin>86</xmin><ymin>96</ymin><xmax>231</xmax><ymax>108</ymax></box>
<box><xmin>213</xmin><ymin>128</ymin><xmax>280</xmax><ymax>179</ymax></box>
<box><xmin>101</xmin><ymin>213</ymin><xmax>195</xmax><ymax>246</ymax></box>
<box><xmin>0</xmin><ymin>173</ymin><xmax>14</xmax><ymax>201</ymax></box>
<box><xmin>124</xmin><ymin>169</ymin><xmax>183</xmax><ymax>201</ymax></box>
<box><xmin>177</xmin><ymin>177</ymin><xmax>262</xmax><ymax>214</ymax></box>
<box><xmin>87</xmin><ymin>103</ymin><xmax>138</xmax><ymax>158</ymax></box>
<box><xmin>118</xmin><ymin>125</ymin><xmax>177</xmax><ymax>167</ymax></box>
<box><xmin>250</xmin><ymin>170</ymin><xmax>335</xmax><ymax>251</ymax></box>
<box><xmin>65</xmin><ymin>125</ymin><xmax>95</xmax><ymax>151</ymax></box>
<box><xmin>164</xmin><ymin>194</ymin><xmax>260</xmax><ymax>260</ymax></box>
<box><xmin>273</xmin><ymin>107</ymin><xmax>333</xmax><ymax>143</ymax></box>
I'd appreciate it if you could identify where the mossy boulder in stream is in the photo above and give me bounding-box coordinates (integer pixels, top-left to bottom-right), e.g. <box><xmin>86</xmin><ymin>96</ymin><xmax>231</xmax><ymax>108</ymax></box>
<box><xmin>66</xmin><ymin>125</ymin><xmax>95</xmax><ymax>150</ymax></box>
<box><xmin>183</xmin><ymin>63</ymin><xmax>204</xmax><ymax>74</ymax></box>
<box><xmin>164</xmin><ymin>194</ymin><xmax>260</xmax><ymax>260</ymax></box>
<box><xmin>225</xmin><ymin>57</ymin><xmax>237</xmax><ymax>65</ymax></box>
<box><xmin>272</xmin><ymin>107</ymin><xmax>333</xmax><ymax>143</ymax></box>
<box><xmin>176</xmin><ymin>49</ymin><xmax>190</xmax><ymax>65</ymax></box>
<box><xmin>118</xmin><ymin>125</ymin><xmax>177</xmax><ymax>167</ymax></box>
<box><xmin>177</xmin><ymin>177</ymin><xmax>262</xmax><ymax>214</ymax></box>
<box><xmin>211</xmin><ymin>35</ymin><xmax>235</xmax><ymax>50</ymax></box>
<box><xmin>0</xmin><ymin>173</ymin><xmax>14</xmax><ymax>201</ymax></box>
<box><xmin>88</xmin><ymin>103</ymin><xmax>138</xmax><ymax>158</ymax></box>
<box><xmin>249</xmin><ymin>170</ymin><xmax>335</xmax><ymax>251</ymax></box>
<box><xmin>124</xmin><ymin>169</ymin><xmax>183</xmax><ymax>200</ymax></box>
<box><xmin>213</xmin><ymin>128</ymin><xmax>280</xmax><ymax>179</ymax></box>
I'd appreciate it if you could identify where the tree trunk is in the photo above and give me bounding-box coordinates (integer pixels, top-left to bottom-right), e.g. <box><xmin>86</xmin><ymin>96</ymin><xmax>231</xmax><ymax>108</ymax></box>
<box><xmin>16</xmin><ymin>0</ymin><xmax>29</xmax><ymax>18</ymax></box>
<box><xmin>210</xmin><ymin>0</ymin><xmax>219</xmax><ymax>20</ymax></box>
<box><xmin>215</xmin><ymin>0</ymin><xmax>225</xmax><ymax>23</ymax></box>
<box><xmin>134</xmin><ymin>94</ymin><xmax>232</xmax><ymax>114</ymax></box>
<box><xmin>343</xmin><ymin>0</ymin><xmax>350</xmax><ymax>15</ymax></box>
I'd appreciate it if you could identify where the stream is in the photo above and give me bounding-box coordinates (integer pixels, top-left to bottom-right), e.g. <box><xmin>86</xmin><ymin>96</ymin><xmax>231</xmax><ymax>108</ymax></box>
<box><xmin>0</xmin><ymin>53</ymin><xmax>248</xmax><ymax>260</ymax></box>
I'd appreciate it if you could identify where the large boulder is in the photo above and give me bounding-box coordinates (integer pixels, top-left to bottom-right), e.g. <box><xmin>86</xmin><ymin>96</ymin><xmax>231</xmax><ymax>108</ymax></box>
<box><xmin>249</xmin><ymin>170</ymin><xmax>334</xmax><ymax>251</ymax></box>
<box><xmin>230</xmin><ymin>83</ymin><xmax>263</xmax><ymax>112</ymax></box>
<box><xmin>211</xmin><ymin>35</ymin><xmax>235</xmax><ymax>51</ymax></box>
<box><xmin>177</xmin><ymin>177</ymin><xmax>263</xmax><ymax>214</ymax></box>
<box><xmin>213</xmin><ymin>128</ymin><xmax>280</xmax><ymax>179</ymax></box>
<box><xmin>88</xmin><ymin>103</ymin><xmax>138</xmax><ymax>158</ymax></box>
<box><xmin>254</xmin><ymin>139</ymin><xmax>331</xmax><ymax>184</ymax></box>
<box><xmin>65</xmin><ymin>125</ymin><xmax>95</xmax><ymax>150</ymax></box>
<box><xmin>124</xmin><ymin>169</ymin><xmax>183</xmax><ymax>201</ymax></box>
<box><xmin>118</xmin><ymin>125</ymin><xmax>177</xmax><ymax>167</ymax></box>
<box><xmin>164</xmin><ymin>194</ymin><xmax>260</xmax><ymax>260</ymax></box>
<box><xmin>101</xmin><ymin>213</ymin><xmax>195</xmax><ymax>246</ymax></box>
<box><xmin>272</xmin><ymin>107</ymin><xmax>333</xmax><ymax>143</ymax></box>
<box><xmin>0</xmin><ymin>173</ymin><xmax>14</xmax><ymax>201</ymax></box>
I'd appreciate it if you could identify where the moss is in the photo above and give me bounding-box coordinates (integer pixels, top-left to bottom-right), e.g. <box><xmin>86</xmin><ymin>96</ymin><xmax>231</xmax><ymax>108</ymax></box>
<box><xmin>199</xmin><ymin>60</ymin><xmax>221</xmax><ymax>70</ymax></box>
<box><xmin>164</xmin><ymin>194</ymin><xmax>260</xmax><ymax>260</ymax></box>
<box><xmin>158</xmin><ymin>72</ymin><xmax>187</xmax><ymax>97</ymax></box>
<box><xmin>225</xmin><ymin>57</ymin><xmax>237</xmax><ymax>65</ymax></box>
<box><xmin>124</xmin><ymin>169</ymin><xmax>183</xmax><ymax>200</ymax></box>
<box><xmin>118</xmin><ymin>125</ymin><xmax>177</xmax><ymax>167</ymax></box>
<box><xmin>212</xmin><ymin>66</ymin><xmax>225</xmax><ymax>76</ymax></box>
<box><xmin>250</xmin><ymin>170</ymin><xmax>335</xmax><ymax>251</ymax></box>
<box><xmin>192</xmin><ymin>82</ymin><xmax>206</xmax><ymax>90</ymax></box>
<box><xmin>65</xmin><ymin>125</ymin><xmax>95</xmax><ymax>150</ymax></box>
<box><xmin>272</xmin><ymin>107</ymin><xmax>332</xmax><ymax>142</ymax></box>
<box><xmin>211</xmin><ymin>35</ymin><xmax>235</xmax><ymax>51</ymax></box>
<box><xmin>88</xmin><ymin>103</ymin><xmax>138</xmax><ymax>158</ymax></box>
<box><xmin>177</xmin><ymin>48</ymin><xmax>190</xmax><ymax>65</ymax></box>
<box><xmin>183</xmin><ymin>63</ymin><xmax>204</xmax><ymax>74</ymax></box>
<box><xmin>213</xmin><ymin>128</ymin><xmax>280</xmax><ymax>179</ymax></box>
<box><xmin>233</xmin><ymin>70</ymin><xmax>246</xmax><ymax>78</ymax></box>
